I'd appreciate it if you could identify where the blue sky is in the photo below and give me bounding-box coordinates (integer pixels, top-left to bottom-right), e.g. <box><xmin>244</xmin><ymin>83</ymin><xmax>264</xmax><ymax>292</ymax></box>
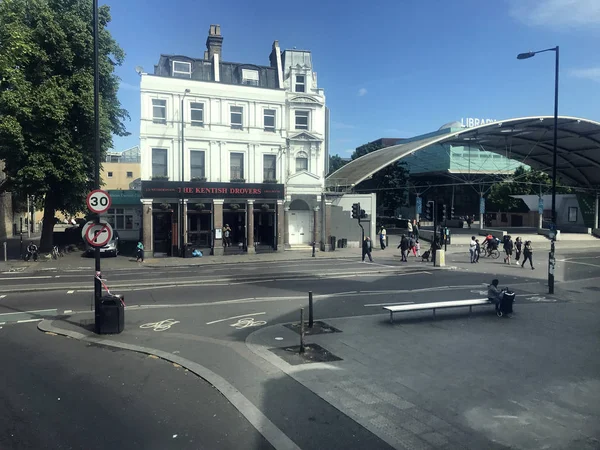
<box><xmin>107</xmin><ymin>0</ymin><xmax>600</xmax><ymax>157</ymax></box>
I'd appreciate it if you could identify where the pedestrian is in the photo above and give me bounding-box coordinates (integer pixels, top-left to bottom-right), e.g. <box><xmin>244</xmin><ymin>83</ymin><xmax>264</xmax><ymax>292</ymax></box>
<box><xmin>379</xmin><ymin>226</ymin><xmax>387</xmax><ymax>250</ymax></box>
<box><xmin>503</xmin><ymin>235</ymin><xmax>514</xmax><ymax>265</ymax></box>
<box><xmin>413</xmin><ymin>220</ymin><xmax>419</xmax><ymax>240</ymax></box>
<box><xmin>409</xmin><ymin>235</ymin><xmax>416</xmax><ymax>257</ymax></box>
<box><xmin>407</xmin><ymin>220</ymin><xmax>413</xmax><ymax>238</ymax></box>
<box><xmin>466</xmin><ymin>216</ymin><xmax>472</xmax><ymax>229</ymax></box>
<box><xmin>398</xmin><ymin>234</ymin><xmax>409</xmax><ymax>262</ymax></box>
<box><xmin>475</xmin><ymin>239</ymin><xmax>481</xmax><ymax>263</ymax></box>
<box><xmin>362</xmin><ymin>236</ymin><xmax>373</xmax><ymax>262</ymax></box>
<box><xmin>414</xmin><ymin>239</ymin><xmax>421</xmax><ymax>257</ymax></box>
<box><xmin>521</xmin><ymin>240</ymin><xmax>534</xmax><ymax>270</ymax></box>
<box><xmin>514</xmin><ymin>237</ymin><xmax>522</xmax><ymax>265</ymax></box>
<box><xmin>136</xmin><ymin>241</ymin><xmax>144</xmax><ymax>262</ymax></box>
<box><xmin>469</xmin><ymin>235</ymin><xmax>477</xmax><ymax>263</ymax></box>
<box><xmin>223</xmin><ymin>224</ymin><xmax>232</xmax><ymax>247</ymax></box>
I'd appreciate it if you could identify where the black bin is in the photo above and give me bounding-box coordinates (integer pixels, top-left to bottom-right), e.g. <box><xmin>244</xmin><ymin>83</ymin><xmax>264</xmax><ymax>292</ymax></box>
<box><xmin>330</xmin><ymin>236</ymin><xmax>336</xmax><ymax>250</ymax></box>
<box><xmin>342</xmin><ymin>238</ymin><xmax>348</xmax><ymax>248</ymax></box>
<box><xmin>184</xmin><ymin>243</ymin><xmax>194</xmax><ymax>258</ymax></box>
<box><xmin>96</xmin><ymin>294</ymin><xmax>124</xmax><ymax>334</ymax></box>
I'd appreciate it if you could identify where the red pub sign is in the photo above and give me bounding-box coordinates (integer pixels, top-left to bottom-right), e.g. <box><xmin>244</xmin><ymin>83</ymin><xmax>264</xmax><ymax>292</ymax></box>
<box><xmin>141</xmin><ymin>181</ymin><xmax>284</xmax><ymax>200</ymax></box>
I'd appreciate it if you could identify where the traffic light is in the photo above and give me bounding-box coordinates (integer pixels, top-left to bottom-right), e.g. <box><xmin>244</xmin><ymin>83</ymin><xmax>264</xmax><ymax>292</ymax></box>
<box><xmin>450</xmin><ymin>206</ymin><xmax>455</xmax><ymax>220</ymax></box>
<box><xmin>360</xmin><ymin>209</ymin><xmax>366</xmax><ymax>219</ymax></box>
<box><xmin>442</xmin><ymin>204</ymin><xmax>447</xmax><ymax>221</ymax></box>
<box><xmin>351</xmin><ymin>203</ymin><xmax>360</xmax><ymax>219</ymax></box>
<box><xmin>425</xmin><ymin>201</ymin><xmax>434</xmax><ymax>221</ymax></box>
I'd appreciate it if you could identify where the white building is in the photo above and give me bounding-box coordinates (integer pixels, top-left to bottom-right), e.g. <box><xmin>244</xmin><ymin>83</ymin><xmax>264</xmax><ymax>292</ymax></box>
<box><xmin>139</xmin><ymin>24</ymin><xmax>329</xmax><ymax>256</ymax></box>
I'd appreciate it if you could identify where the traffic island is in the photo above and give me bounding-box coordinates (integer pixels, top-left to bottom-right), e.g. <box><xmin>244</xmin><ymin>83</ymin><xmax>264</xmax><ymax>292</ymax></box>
<box><xmin>283</xmin><ymin>320</ymin><xmax>341</xmax><ymax>336</ymax></box>
<box><xmin>270</xmin><ymin>343</ymin><xmax>342</xmax><ymax>365</ymax></box>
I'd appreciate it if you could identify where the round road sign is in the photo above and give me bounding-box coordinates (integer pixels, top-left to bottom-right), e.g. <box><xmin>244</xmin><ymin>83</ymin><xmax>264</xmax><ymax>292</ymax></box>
<box><xmin>87</xmin><ymin>189</ymin><xmax>112</xmax><ymax>214</ymax></box>
<box><xmin>84</xmin><ymin>222</ymin><xmax>114</xmax><ymax>247</ymax></box>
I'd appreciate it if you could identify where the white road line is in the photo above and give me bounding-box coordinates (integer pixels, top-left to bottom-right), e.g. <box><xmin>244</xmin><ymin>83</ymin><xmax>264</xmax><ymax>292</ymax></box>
<box><xmin>0</xmin><ymin>322</ymin><xmax>5</xmax><ymax>325</ymax></box>
<box><xmin>206</xmin><ymin>312</ymin><xmax>266</xmax><ymax>325</ymax></box>
<box><xmin>64</xmin><ymin>310</ymin><xmax>73</xmax><ymax>314</ymax></box>
<box><xmin>557</xmin><ymin>260</ymin><xmax>600</xmax><ymax>268</ymax></box>
<box><xmin>17</xmin><ymin>318</ymin><xmax>43</xmax><ymax>323</ymax></box>
<box><xmin>0</xmin><ymin>309</ymin><xmax>56</xmax><ymax>317</ymax></box>
<box><xmin>67</xmin><ymin>290</ymin><xmax>74</xmax><ymax>294</ymax></box>
<box><xmin>0</xmin><ymin>295</ymin><xmax>6</xmax><ymax>299</ymax></box>
<box><xmin>0</xmin><ymin>276</ymin><xmax>53</xmax><ymax>280</ymax></box>
<box><xmin>364</xmin><ymin>301</ymin><xmax>414</xmax><ymax>307</ymax></box>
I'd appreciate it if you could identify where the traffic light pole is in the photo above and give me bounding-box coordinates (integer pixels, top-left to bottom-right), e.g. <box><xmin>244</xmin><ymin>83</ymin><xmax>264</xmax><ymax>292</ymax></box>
<box><xmin>432</xmin><ymin>201</ymin><xmax>437</xmax><ymax>266</ymax></box>
<box><xmin>93</xmin><ymin>0</ymin><xmax>102</xmax><ymax>333</ymax></box>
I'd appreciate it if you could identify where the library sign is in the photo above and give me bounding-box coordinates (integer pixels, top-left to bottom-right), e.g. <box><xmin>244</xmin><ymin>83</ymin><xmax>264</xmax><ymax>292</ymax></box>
<box><xmin>461</xmin><ymin>117</ymin><xmax>497</xmax><ymax>128</ymax></box>
<box><xmin>141</xmin><ymin>181</ymin><xmax>285</xmax><ymax>200</ymax></box>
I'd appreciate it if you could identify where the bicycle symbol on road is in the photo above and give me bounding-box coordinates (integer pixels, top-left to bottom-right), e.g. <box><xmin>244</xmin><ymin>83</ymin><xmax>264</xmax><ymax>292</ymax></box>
<box><xmin>230</xmin><ymin>317</ymin><xmax>267</xmax><ymax>330</ymax></box>
<box><xmin>140</xmin><ymin>319</ymin><xmax>180</xmax><ymax>332</ymax></box>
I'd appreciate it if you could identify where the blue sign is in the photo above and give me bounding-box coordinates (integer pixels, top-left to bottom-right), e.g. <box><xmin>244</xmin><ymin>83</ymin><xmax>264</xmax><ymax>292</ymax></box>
<box><xmin>538</xmin><ymin>197</ymin><xmax>544</xmax><ymax>215</ymax></box>
<box><xmin>416</xmin><ymin>197</ymin><xmax>422</xmax><ymax>214</ymax></box>
<box><xmin>479</xmin><ymin>197</ymin><xmax>485</xmax><ymax>214</ymax></box>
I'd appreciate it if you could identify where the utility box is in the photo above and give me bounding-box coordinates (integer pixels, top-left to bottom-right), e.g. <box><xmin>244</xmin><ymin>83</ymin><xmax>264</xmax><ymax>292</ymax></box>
<box><xmin>96</xmin><ymin>294</ymin><xmax>125</xmax><ymax>334</ymax></box>
<box><xmin>434</xmin><ymin>250</ymin><xmax>446</xmax><ymax>267</ymax></box>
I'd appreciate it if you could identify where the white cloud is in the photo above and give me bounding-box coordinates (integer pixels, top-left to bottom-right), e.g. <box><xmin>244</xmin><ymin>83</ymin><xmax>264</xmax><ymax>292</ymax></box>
<box><xmin>569</xmin><ymin>67</ymin><xmax>600</xmax><ymax>82</ymax></box>
<box><xmin>358</xmin><ymin>87</ymin><xmax>368</xmax><ymax>97</ymax></box>
<box><xmin>509</xmin><ymin>0</ymin><xmax>600</xmax><ymax>27</ymax></box>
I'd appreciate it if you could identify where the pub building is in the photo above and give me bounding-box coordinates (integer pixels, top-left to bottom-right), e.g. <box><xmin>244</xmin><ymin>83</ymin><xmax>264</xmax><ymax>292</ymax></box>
<box><xmin>141</xmin><ymin>180</ymin><xmax>286</xmax><ymax>256</ymax></box>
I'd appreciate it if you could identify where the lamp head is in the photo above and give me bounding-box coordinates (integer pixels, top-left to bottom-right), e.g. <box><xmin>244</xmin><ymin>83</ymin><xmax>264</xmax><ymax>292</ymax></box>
<box><xmin>517</xmin><ymin>51</ymin><xmax>535</xmax><ymax>60</ymax></box>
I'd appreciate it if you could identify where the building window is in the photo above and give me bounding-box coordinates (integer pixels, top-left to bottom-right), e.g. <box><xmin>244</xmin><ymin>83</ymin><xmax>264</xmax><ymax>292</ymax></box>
<box><xmin>263</xmin><ymin>155</ymin><xmax>276</xmax><ymax>181</ymax></box>
<box><xmin>568</xmin><ymin>207</ymin><xmax>578</xmax><ymax>222</ymax></box>
<box><xmin>107</xmin><ymin>171</ymin><xmax>113</xmax><ymax>178</ymax></box>
<box><xmin>152</xmin><ymin>148</ymin><xmax>168</xmax><ymax>178</ymax></box>
<box><xmin>264</xmin><ymin>109</ymin><xmax>276</xmax><ymax>132</ymax></box>
<box><xmin>126</xmin><ymin>171</ymin><xmax>133</xmax><ymax>178</ymax></box>
<box><xmin>295</xmin><ymin>110</ymin><xmax>309</xmax><ymax>130</ymax></box>
<box><xmin>190</xmin><ymin>150</ymin><xmax>206</xmax><ymax>179</ymax></box>
<box><xmin>295</xmin><ymin>155</ymin><xmax>308</xmax><ymax>172</ymax></box>
<box><xmin>172</xmin><ymin>61</ymin><xmax>191</xmax><ymax>78</ymax></box>
<box><xmin>190</xmin><ymin>102</ymin><xmax>204</xmax><ymax>127</ymax></box>
<box><xmin>230</xmin><ymin>152</ymin><xmax>244</xmax><ymax>180</ymax></box>
<box><xmin>230</xmin><ymin>106</ymin><xmax>243</xmax><ymax>130</ymax></box>
<box><xmin>295</xmin><ymin>75</ymin><xmax>305</xmax><ymax>92</ymax></box>
<box><xmin>242</xmin><ymin>69</ymin><xmax>259</xmax><ymax>86</ymax></box>
<box><xmin>105</xmin><ymin>208</ymin><xmax>134</xmax><ymax>230</ymax></box>
<box><xmin>152</xmin><ymin>99</ymin><xmax>167</xmax><ymax>124</ymax></box>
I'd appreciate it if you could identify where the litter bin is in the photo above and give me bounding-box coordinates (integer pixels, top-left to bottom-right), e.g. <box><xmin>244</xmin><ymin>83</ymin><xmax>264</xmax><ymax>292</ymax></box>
<box><xmin>184</xmin><ymin>243</ymin><xmax>194</xmax><ymax>258</ymax></box>
<box><xmin>96</xmin><ymin>294</ymin><xmax>125</xmax><ymax>334</ymax></box>
<box><xmin>342</xmin><ymin>238</ymin><xmax>348</xmax><ymax>248</ymax></box>
<box><xmin>330</xmin><ymin>236</ymin><xmax>336</xmax><ymax>250</ymax></box>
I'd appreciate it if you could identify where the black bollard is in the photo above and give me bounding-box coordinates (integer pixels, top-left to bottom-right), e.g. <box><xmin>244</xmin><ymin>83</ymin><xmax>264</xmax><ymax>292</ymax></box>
<box><xmin>299</xmin><ymin>308</ymin><xmax>305</xmax><ymax>354</ymax></box>
<box><xmin>312</xmin><ymin>241</ymin><xmax>316</xmax><ymax>257</ymax></box>
<box><xmin>308</xmin><ymin>291</ymin><xmax>314</xmax><ymax>328</ymax></box>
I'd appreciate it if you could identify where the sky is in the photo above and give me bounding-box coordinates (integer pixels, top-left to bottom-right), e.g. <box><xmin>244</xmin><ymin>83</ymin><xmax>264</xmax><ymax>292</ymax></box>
<box><xmin>106</xmin><ymin>0</ymin><xmax>600</xmax><ymax>157</ymax></box>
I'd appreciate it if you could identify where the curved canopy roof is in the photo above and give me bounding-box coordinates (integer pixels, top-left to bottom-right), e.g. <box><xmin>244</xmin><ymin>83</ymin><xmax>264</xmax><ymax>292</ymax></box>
<box><xmin>326</xmin><ymin>116</ymin><xmax>600</xmax><ymax>189</ymax></box>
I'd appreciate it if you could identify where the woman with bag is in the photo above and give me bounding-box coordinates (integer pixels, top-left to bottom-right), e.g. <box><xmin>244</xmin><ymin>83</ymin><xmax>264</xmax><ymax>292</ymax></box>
<box><xmin>521</xmin><ymin>240</ymin><xmax>534</xmax><ymax>270</ymax></box>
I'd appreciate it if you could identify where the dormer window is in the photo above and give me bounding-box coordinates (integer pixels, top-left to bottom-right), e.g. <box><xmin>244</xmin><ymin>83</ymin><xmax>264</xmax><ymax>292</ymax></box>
<box><xmin>295</xmin><ymin>75</ymin><xmax>305</xmax><ymax>92</ymax></box>
<box><xmin>242</xmin><ymin>69</ymin><xmax>259</xmax><ymax>86</ymax></box>
<box><xmin>172</xmin><ymin>61</ymin><xmax>191</xmax><ymax>78</ymax></box>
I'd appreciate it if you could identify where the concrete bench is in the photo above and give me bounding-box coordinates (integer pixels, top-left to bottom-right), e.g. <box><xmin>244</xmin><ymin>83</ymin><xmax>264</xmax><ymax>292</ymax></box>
<box><xmin>384</xmin><ymin>298</ymin><xmax>491</xmax><ymax>323</ymax></box>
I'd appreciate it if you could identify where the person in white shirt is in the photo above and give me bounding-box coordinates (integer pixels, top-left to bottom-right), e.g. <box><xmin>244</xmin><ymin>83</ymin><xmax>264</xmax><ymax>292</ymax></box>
<box><xmin>469</xmin><ymin>236</ymin><xmax>477</xmax><ymax>263</ymax></box>
<box><xmin>407</xmin><ymin>220</ymin><xmax>413</xmax><ymax>238</ymax></box>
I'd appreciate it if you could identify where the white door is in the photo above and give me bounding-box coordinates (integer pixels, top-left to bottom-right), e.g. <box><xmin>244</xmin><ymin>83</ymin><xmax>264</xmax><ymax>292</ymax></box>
<box><xmin>288</xmin><ymin>211</ymin><xmax>311</xmax><ymax>245</ymax></box>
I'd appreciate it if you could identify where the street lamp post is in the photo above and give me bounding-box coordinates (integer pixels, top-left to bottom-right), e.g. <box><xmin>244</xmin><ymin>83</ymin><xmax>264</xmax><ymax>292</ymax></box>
<box><xmin>180</xmin><ymin>89</ymin><xmax>190</xmax><ymax>257</ymax></box>
<box><xmin>517</xmin><ymin>46</ymin><xmax>559</xmax><ymax>295</ymax></box>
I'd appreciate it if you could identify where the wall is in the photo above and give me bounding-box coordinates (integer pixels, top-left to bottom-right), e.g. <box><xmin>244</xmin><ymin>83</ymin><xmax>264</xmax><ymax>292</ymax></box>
<box><xmin>331</xmin><ymin>193</ymin><xmax>377</xmax><ymax>242</ymax></box>
<box><xmin>102</xmin><ymin>162</ymin><xmax>141</xmax><ymax>190</ymax></box>
<box><xmin>330</xmin><ymin>205</ymin><xmax>372</xmax><ymax>248</ymax></box>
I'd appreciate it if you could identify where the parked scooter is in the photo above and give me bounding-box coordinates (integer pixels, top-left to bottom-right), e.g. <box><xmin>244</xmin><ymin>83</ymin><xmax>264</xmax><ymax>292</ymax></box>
<box><xmin>24</xmin><ymin>243</ymin><xmax>39</xmax><ymax>262</ymax></box>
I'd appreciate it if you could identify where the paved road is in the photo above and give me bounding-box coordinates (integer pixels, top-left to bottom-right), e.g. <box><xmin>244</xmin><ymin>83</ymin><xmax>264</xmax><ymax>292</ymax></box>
<box><xmin>0</xmin><ymin>324</ymin><xmax>273</xmax><ymax>450</ymax></box>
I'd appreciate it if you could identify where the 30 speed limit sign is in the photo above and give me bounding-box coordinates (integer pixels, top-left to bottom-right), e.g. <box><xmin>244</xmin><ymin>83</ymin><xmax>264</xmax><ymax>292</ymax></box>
<box><xmin>86</xmin><ymin>189</ymin><xmax>112</xmax><ymax>214</ymax></box>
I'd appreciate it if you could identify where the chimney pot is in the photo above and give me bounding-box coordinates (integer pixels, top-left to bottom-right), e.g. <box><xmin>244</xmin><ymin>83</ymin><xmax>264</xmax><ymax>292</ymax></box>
<box><xmin>206</xmin><ymin>24</ymin><xmax>223</xmax><ymax>60</ymax></box>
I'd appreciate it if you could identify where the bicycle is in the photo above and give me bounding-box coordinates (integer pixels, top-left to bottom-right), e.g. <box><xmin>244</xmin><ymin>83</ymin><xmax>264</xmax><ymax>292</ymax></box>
<box><xmin>481</xmin><ymin>242</ymin><xmax>500</xmax><ymax>259</ymax></box>
<box><xmin>51</xmin><ymin>246</ymin><xmax>60</xmax><ymax>259</ymax></box>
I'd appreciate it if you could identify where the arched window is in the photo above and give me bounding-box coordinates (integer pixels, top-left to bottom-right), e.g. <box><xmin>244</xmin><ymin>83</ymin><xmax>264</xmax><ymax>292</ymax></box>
<box><xmin>295</xmin><ymin>151</ymin><xmax>308</xmax><ymax>173</ymax></box>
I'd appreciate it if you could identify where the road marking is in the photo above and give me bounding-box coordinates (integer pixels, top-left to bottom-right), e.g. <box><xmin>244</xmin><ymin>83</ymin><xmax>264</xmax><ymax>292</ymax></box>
<box><xmin>364</xmin><ymin>301</ymin><xmax>414</xmax><ymax>307</ymax></box>
<box><xmin>67</xmin><ymin>290</ymin><xmax>74</xmax><ymax>294</ymax></box>
<box><xmin>207</xmin><ymin>312</ymin><xmax>266</xmax><ymax>325</ymax></box>
<box><xmin>0</xmin><ymin>295</ymin><xmax>6</xmax><ymax>299</ymax></box>
<box><xmin>0</xmin><ymin>276</ymin><xmax>53</xmax><ymax>280</ymax></box>
<box><xmin>0</xmin><ymin>309</ymin><xmax>56</xmax><ymax>317</ymax></box>
<box><xmin>230</xmin><ymin>317</ymin><xmax>267</xmax><ymax>329</ymax></box>
<box><xmin>64</xmin><ymin>310</ymin><xmax>72</xmax><ymax>314</ymax></box>
<box><xmin>17</xmin><ymin>318</ymin><xmax>43</xmax><ymax>323</ymax></box>
<box><xmin>139</xmin><ymin>319</ymin><xmax>180</xmax><ymax>332</ymax></box>
<box><xmin>556</xmin><ymin>260</ymin><xmax>600</xmax><ymax>268</ymax></box>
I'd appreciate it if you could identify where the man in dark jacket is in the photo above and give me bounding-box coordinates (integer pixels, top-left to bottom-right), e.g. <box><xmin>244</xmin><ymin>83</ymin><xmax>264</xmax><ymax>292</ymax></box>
<box><xmin>362</xmin><ymin>237</ymin><xmax>373</xmax><ymax>262</ymax></box>
<box><xmin>398</xmin><ymin>234</ymin><xmax>409</xmax><ymax>262</ymax></box>
<box><xmin>503</xmin><ymin>235</ymin><xmax>514</xmax><ymax>265</ymax></box>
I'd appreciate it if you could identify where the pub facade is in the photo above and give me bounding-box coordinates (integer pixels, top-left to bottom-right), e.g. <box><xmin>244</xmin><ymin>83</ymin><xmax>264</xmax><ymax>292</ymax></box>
<box><xmin>139</xmin><ymin>25</ymin><xmax>329</xmax><ymax>256</ymax></box>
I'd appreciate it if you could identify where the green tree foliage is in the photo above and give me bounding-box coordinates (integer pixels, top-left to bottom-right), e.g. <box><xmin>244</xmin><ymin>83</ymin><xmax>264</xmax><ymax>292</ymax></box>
<box><xmin>0</xmin><ymin>0</ymin><xmax>129</xmax><ymax>249</ymax></box>
<box><xmin>487</xmin><ymin>166</ymin><xmax>571</xmax><ymax>212</ymax></box>
<box><xmin>351</xmin><ymin>141</ymin><xmax>409</xmax><ymax>213</ymax></box>
<box><xmin>327</xmin><ymin>154</ymin><xmax>348</xmax><ymax>176</ymax></box>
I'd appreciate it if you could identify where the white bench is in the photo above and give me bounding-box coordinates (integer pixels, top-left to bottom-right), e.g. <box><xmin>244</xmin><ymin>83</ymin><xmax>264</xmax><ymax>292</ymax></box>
<box><xmin>384</xmin><ymin>299</ymin><xmax>491</xmax><ymax>323</ymax></box>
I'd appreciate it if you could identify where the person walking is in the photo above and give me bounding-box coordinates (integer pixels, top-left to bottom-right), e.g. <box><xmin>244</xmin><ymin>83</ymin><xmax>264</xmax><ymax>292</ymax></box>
<box><xmin>469</xmin><ymin>235</ymin><xmax>477</xmax><ymax>263</ymax></box>
<box><xmin>136</xmin><ymin>241</ymin><xmax>144</xmax><ymax>262</ymax></box>
<box><xmin>414</xmin><ymin>239</ymin><xmax>421</xmax><ymax>257</ymax></box>
<box><xmin>408</xmin><ymin>235</ymin><xmax>416</xmax><ymax>257</ymax></box>
<box><xmin>379</xmin><ymin>226</ymin><xmax>387</xmax><ymax>250</ymax></box>
<box><xmin>475</xmin><ymin>239</ymin><xmax>481</xmax><ymax>263</ymax></box>
<box><xmin>413</xmin><ymin>220</ymin><xmax>419</xmax><ymax>240</ymax></box>
<box><xmin>514</xmin><ymin>237</ymin><xmax>522</xmax><ymax>266</ymax></box>
<box><xmin>407</xmin><ymin>220</ymin><xmax>413</xmax><ymax>238</ymax></box>
<box><xmin>223</xmin><ymin>224</ymin><xmax>232</xmax><ymax>247</ymax></box>
<box><xmin>398</xmin><ymin>234</ymin><xmax>409</xmax><ymax>262</ymax></box>
<box><xmin>362</xmin><ymin>236</ymin><xmax>373</xmax><ymax>262</ymax></box>
<box><xmin>521</xmin><ymin>240</ymin><xmax>534</xmax><ymax>270</ymax></box>
<box><xmin>503</xmin><ymin>235</ymin><xmax>514</xmax><ymax>265</ymax></box>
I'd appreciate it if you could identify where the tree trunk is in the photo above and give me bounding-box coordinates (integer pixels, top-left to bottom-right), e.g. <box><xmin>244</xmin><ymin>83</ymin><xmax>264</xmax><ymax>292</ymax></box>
<box><xmin>40</xmin><ymin>194</ymin><xmax>56</xmax><ymax>252</ymax></box>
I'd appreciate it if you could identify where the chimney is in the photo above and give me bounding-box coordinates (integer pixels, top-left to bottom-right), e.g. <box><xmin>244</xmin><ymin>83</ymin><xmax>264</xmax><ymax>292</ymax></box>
<box><xmin>206</xmin><ymin>24</ymin><xmax>223</xmax><ymax>60</ymax></box>
<box><xmin>269</xmin><ymin>40</ymin><xmax>280</xmax><ymax>68</ymax></box>
<box><xmin>269</xmin><ymin>41</ymin><xmax>283</xmax><ymax>89</ymax></box>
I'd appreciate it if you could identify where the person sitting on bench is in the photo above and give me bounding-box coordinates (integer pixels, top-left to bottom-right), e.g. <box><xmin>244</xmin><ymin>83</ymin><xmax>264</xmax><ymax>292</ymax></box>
<box><xmin>487</xmin><ymin>279</ymin><xmax>502</xmax><ymax>308</ymax></box>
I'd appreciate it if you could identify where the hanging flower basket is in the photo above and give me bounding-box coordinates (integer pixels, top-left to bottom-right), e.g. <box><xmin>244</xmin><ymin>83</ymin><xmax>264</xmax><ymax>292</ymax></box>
<box><xmin>152</xmin><ymin>175</ymin><xmax>169</xmax><ymax>181</ymax></box>
<box><xmin>194</xmin><ymin>203</ymin><xmax>206</xmax><ymax>211</ymax></box>
<box><xmin>159</xmin><ymin>202</ymin><xmax>171</xmax><ymax>211</ymax></box>
<box><xmin>191</xmin><ymin>177</ymin><xmax>207</xmax><ymax>182</ymax></box>
<box><xmin>229</xmin><ymin>203</ymin><xmax>240</xmax><ymax>210</ymax></box>
<box><xmin>261</xmin><ymin>203</ymin><xmax>270</xmax><ymax>211</ymax></box>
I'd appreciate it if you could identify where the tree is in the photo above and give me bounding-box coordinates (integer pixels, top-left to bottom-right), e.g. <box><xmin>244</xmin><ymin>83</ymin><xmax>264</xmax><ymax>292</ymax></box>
<box><xmin>0</xmin><ymin>0</ymin><xmax>129</xmax><ymax>250</ymax></box>
<box><xmin>327</xmin><ymin>154</ymin><xmax>348</xmax><ymax>176</ymax></box>
<box><xmin>351</xmin><ymin>141</ymin><xmax>409</xmax><ymax>213</ymax></box>
<box><xmin>487</xmin><ymin>166</ymin><xmax>571</xmax><ymax>212</ymax></box>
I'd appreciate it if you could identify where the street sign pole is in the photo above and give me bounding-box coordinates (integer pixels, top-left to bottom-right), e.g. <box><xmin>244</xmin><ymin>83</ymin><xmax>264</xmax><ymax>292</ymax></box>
<box><xmin>93</xmin><ymin>0</ymin><xmax>102</xmax><ymax>333</ymax></box>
